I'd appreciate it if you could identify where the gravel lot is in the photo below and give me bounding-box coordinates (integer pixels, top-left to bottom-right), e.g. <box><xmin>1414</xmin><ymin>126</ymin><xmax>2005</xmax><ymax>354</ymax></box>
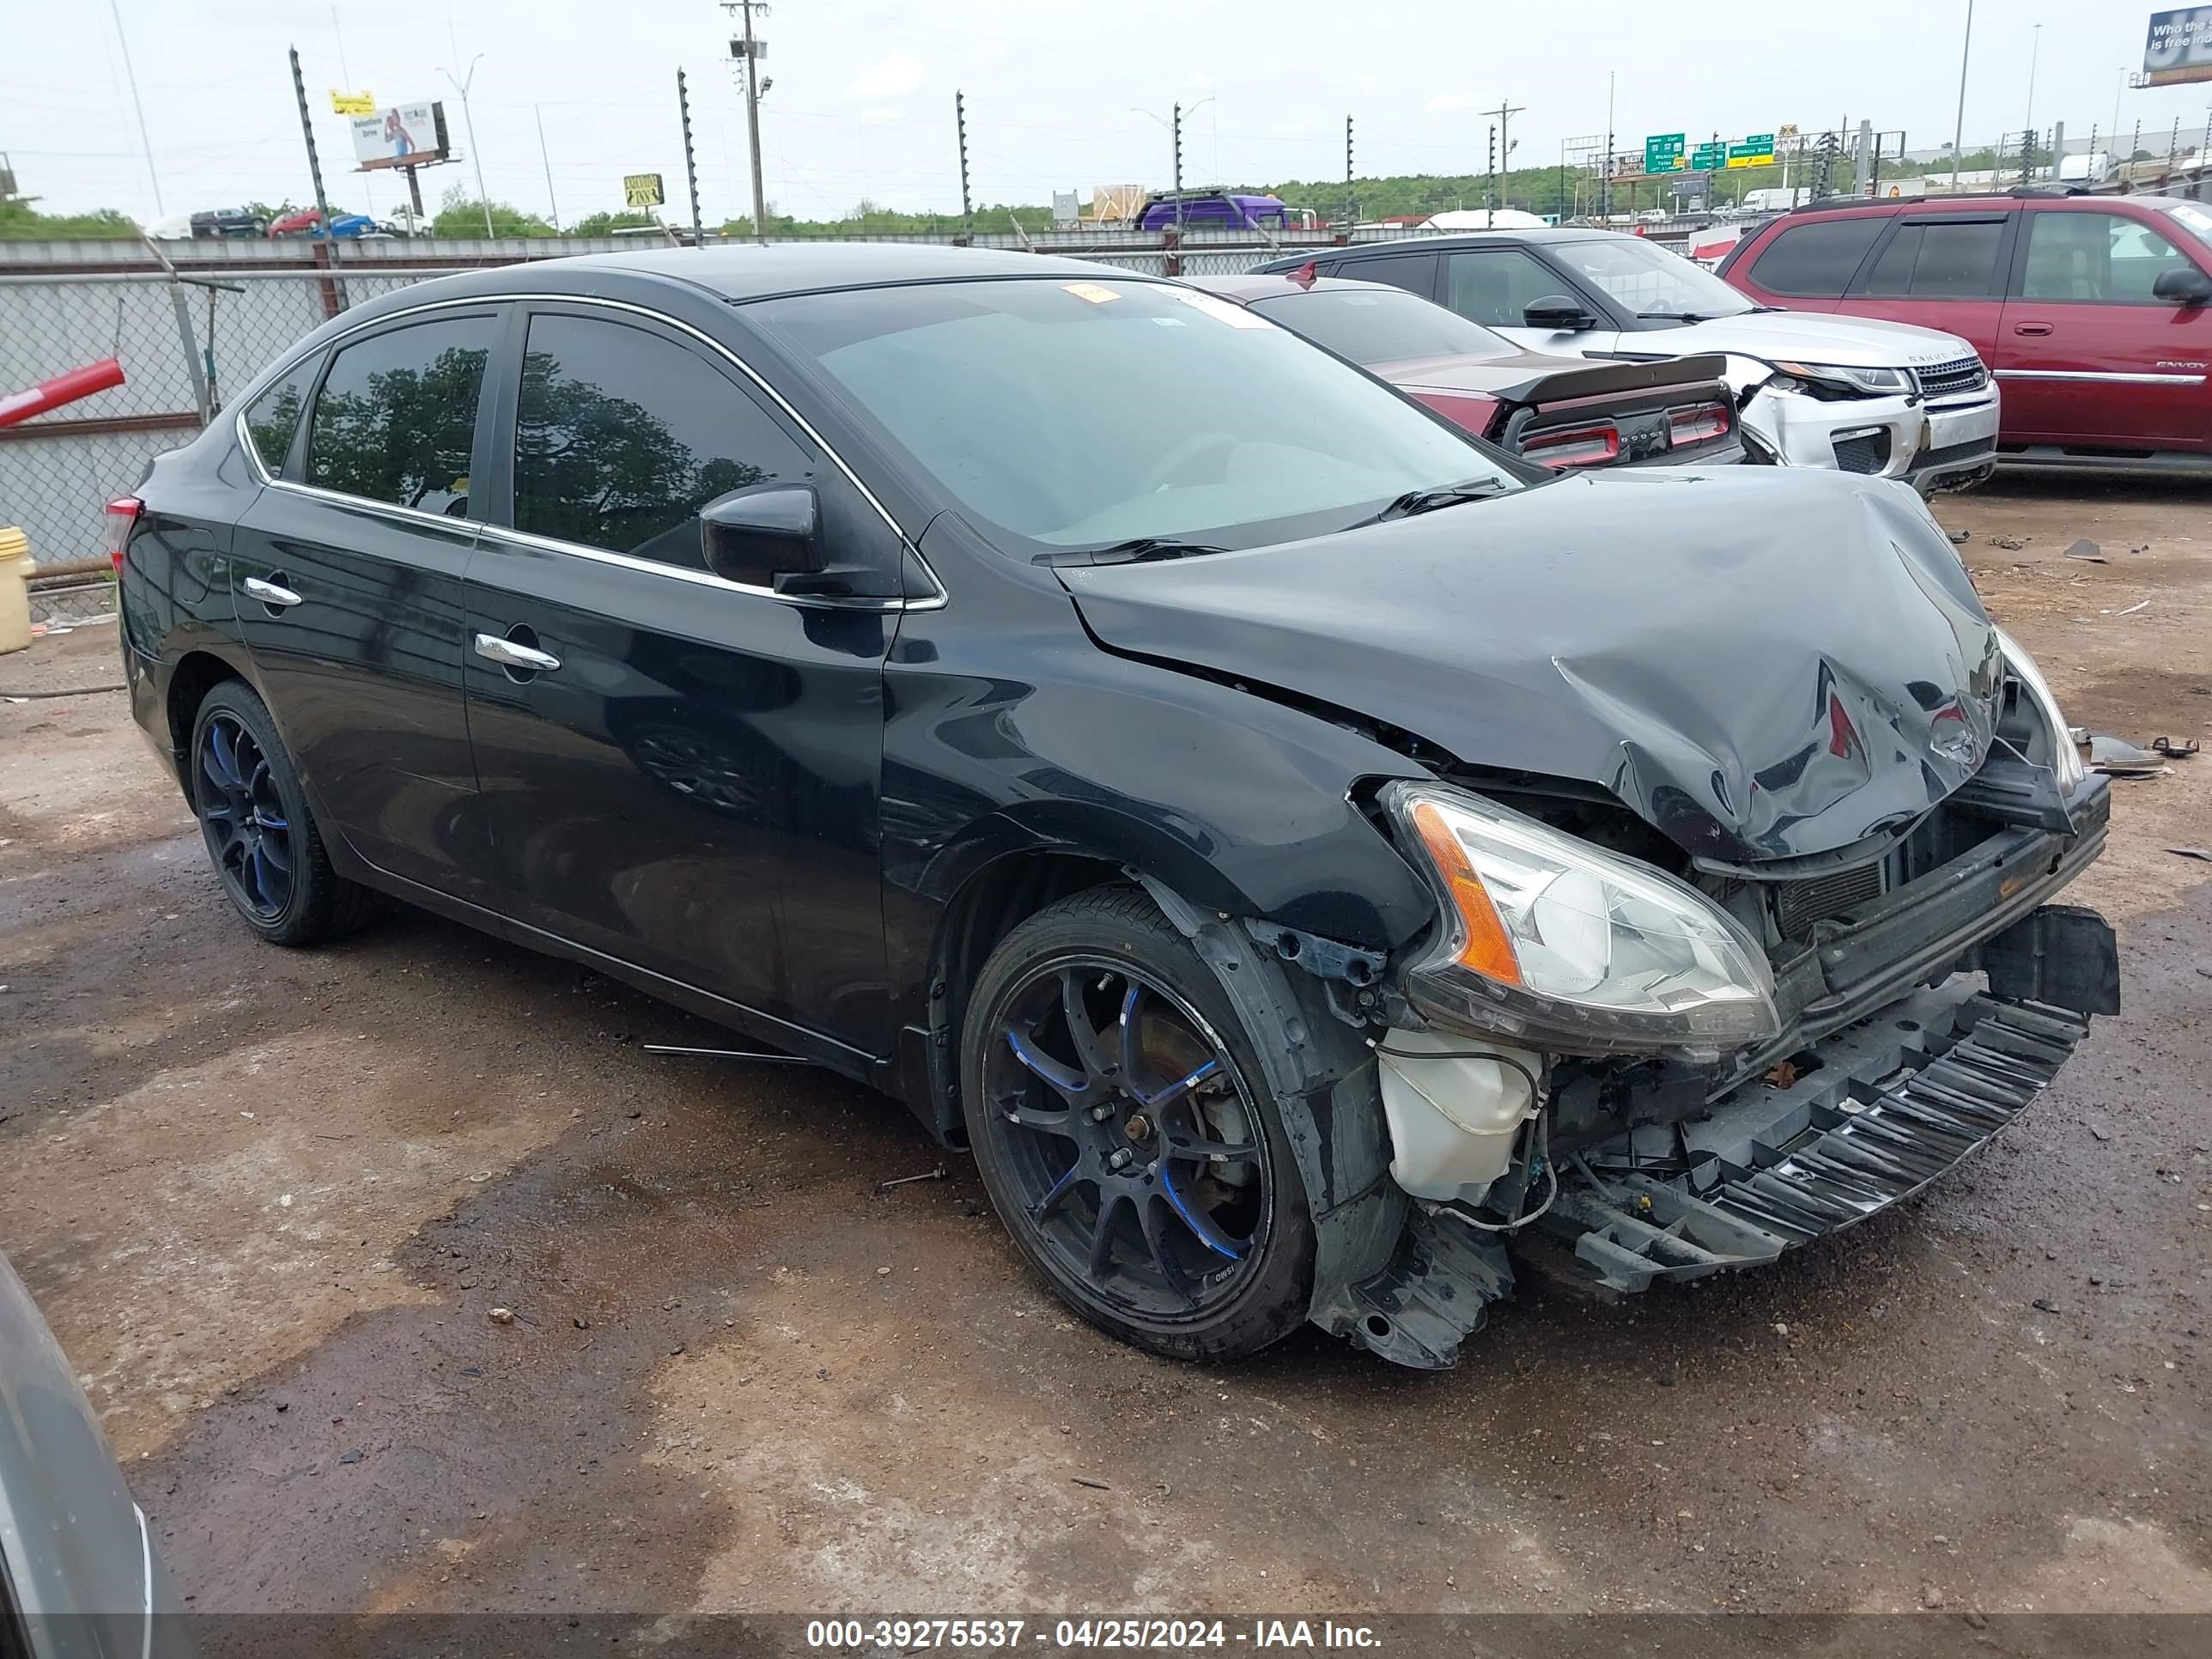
<box><xmin>2</xmin><ymin>473</ymin><xmax>2207</xmax><ymax>1632</ymax></box>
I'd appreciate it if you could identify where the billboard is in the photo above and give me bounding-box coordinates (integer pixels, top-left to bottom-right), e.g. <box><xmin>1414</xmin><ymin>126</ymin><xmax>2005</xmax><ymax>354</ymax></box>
<box><xmin>350</xmin><ymin>101</ymin><xmax>450</xmax><ymax>170</ymax></box>
<box><xmin>2144</xmin><ymin>8</ymin><xmax>2212</xmax><ymax>84</ymax></box>
<box><xmin>623</xmin><ymin>173</ymin><xmax>666</xmax><ymax>210</ymax></box>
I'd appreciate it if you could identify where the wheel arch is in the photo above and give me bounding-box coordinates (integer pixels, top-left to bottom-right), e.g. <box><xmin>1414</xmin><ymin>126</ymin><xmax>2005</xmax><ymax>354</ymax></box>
<box><xmin>163</xmin><ymin>647</ymin><xmax>251</xmax><ymax>788</ymax></box>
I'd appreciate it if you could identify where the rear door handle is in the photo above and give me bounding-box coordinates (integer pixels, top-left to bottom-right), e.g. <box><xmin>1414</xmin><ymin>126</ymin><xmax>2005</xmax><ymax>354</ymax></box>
<box><xmin>473</xmin><ymin>632</ymin><xmax>562</xmax><ymax>672</ymax></box>
<box><xmin>241</xmin><ymin>574</ymin><xmax>302</xmax><ymax>609</ymax></box>
<box><xmin>2012</xmin><ymin>321</ymin><xmax>2053</xmax><ymax>337</ymax></box>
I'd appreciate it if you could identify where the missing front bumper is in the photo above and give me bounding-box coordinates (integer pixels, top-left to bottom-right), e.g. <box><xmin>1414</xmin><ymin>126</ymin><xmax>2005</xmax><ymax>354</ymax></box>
<box><xmin>1540</xmin><ymin>980</ymin><xmax>2098</xmax><ymax>1294</ymax></box>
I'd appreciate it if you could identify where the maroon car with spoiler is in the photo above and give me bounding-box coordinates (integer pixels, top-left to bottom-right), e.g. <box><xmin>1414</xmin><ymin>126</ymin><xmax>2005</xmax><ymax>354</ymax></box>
<box><xmin>1191</xmin><ymin>271</ymin><xmax>1742</xmax><ymax>471</ymax></box>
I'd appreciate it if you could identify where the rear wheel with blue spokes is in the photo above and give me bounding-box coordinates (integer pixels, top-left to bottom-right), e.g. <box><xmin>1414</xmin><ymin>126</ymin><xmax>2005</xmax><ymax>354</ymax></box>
<box><xmin>963</xmin><ymin>888</ymin><xmax>1314</xmax><ymax>1359</ymax></box>
<box><xmin>186</xmin><ymin>680</ymin><xmax>375</xmax><ymax>945</ymax></box>
<box><xmin>197</xmin><ymin>711</ymin><xmax>294</xmax><ymax>920</ymax></box>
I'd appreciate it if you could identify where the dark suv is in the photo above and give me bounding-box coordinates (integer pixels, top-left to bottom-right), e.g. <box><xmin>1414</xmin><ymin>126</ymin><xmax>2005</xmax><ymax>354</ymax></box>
<box><xmin>114</xmin><ymin>246</ymin><xmax>2117</xmax><ymax>1370</ymax></box>
<box><xmin>1719</xmin><ymin>191</ymin><xmax>2212</xmax><ymax>473</ymax></box>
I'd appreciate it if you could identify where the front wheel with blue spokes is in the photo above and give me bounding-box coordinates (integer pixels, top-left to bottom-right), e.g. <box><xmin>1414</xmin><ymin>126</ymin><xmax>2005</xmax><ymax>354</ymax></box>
<box><xmin>963</xmin><ymin>887</ymin><xmax>1315</xmax><ymax>1360</ymax></box>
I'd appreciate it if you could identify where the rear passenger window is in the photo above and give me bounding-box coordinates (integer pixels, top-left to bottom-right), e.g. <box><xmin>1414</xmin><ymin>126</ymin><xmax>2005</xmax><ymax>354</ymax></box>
<box><xmin>1746</xmin><ymin>217</ymin><xmax>1886</xmax><ymax>297</ymax></box>
<box><xmin>243</xmin><ymin>357</ymin><xmax>316</xmax><ymax>477</ymax></box>
<box><xmin>1336</xmin><ymin>252</ymin><xmax>1437</xmax><ymax>300</ymax></box>
<box><xmin>305</xmin><ymin>316</ymin><xmax>492</xmax><ymax>514</ymax></box>
<box><xmin>513</xmin><ymin>313</ymin><xmax>810</xmax><ymax>573</ymax></box>
<box><xmin>1859</xmin><ymin>220</ymin><xmax>2007</xmax><ymax>297</ymax></box>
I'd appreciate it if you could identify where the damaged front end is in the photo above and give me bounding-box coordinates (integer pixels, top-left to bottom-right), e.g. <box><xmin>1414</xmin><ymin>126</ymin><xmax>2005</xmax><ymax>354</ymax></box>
<box><xmin>1325</xmin><ymin>638</ymin><xmax>2117</xmax><ymax>1365</ymax></box>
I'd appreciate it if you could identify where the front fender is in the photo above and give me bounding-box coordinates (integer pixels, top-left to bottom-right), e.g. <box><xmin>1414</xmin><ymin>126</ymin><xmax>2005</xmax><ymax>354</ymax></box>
<box><xmin>881</xmin><ymin>611</ymin><xmax>1438</xmax><ymax>1024</ymax></box>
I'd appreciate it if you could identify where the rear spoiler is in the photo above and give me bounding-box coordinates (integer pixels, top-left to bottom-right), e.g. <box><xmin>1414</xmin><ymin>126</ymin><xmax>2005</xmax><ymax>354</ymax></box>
<box><xmin>1482</xmin><ymin>352</ymin><xmax>1730</xmax><ymax>409</ymax></box>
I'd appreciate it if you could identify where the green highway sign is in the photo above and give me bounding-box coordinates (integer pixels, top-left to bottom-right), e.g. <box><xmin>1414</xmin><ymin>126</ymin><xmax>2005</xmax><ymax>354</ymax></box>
<box><xmin>1743</xmin><ymin>132</ymin><xmax>1774</xmax><ymax>148</ymax></box>
<box><xmin>1689</xmin><ymin>142</ymin><xmax>1728</xmax><ymax>169</ymax></box>
<box><xmin>1726</xmin><ymin>139</ymin><xmax>1778</xmax><ymax>167</ymax></box>
<box><xmin>1643</xmin><ymin>132</ymin><xmax>1686</xmax><ymax>173</ymax></box>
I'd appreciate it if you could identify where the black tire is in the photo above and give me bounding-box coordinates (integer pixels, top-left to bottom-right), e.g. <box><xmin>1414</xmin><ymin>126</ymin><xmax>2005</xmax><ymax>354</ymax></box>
<box><xmin>187</xmin><ymin>679</ymin><xmax>376</xmax><ymax>945</ymax></box>
<box><xmin>960</xmin><ymin>885</ymin><xmax>1316</xmax><ymax>1362</ymax></box>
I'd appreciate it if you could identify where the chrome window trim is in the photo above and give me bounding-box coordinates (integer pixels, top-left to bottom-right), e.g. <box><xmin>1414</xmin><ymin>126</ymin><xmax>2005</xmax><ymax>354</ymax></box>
<box><xmin>229</xmin><ymin>288</ymin><xmax>949</xmax><ymax>611</ymax></box>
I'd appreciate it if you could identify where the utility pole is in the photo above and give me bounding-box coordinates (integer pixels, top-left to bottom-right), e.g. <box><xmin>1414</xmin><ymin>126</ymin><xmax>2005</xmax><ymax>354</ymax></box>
<box><xmin>956</xmin><ymin>91</ymin><xmax>973</xmax><ymax>235</ymax></box>
<box><xmin>726</xmin><ymin>1</ymin><xmax>771</xmax><ymax>244</ymax></box>
<box><xmin>1486</xmin><ymin>125</ymin><xmax>1498</xmax><ymax>216</ymax></box>
<box><xmin>1172</xmin><ymin>101</ymin><xmax>1185</xmax><ymax>237</ymax></box>
<box><xmin>535</xmin><ymin>105</ymin><xmax>561</xmax><ymax>231</ymax></box>
<box><xmin>287</xmin><ymin>46</ymin><xmax>340</xmax><ymax>269</ymax></box>
<box><xmin>678</xmin><ymin>68</ymin><xmax>703</xmax><ymax>244</ymax></box>
<box><xmin>1346</xmin><ymin>115</ymin><xmax>1355</xmax><ymax>229</ymax></box>
<box><xmin>1479</xmin><ymin>100</ymin><xmax>1524</xmax><ymax>217</ymax></box>
<box><xmin>1948</xmin><ymin>0</ymin><xmax>1974</xmax><ymax>193</ymax></box>
<box><xmin>1601</xmin><ymin>70</ymin><xmax>1614</xmax><ymax>222</ymax></box>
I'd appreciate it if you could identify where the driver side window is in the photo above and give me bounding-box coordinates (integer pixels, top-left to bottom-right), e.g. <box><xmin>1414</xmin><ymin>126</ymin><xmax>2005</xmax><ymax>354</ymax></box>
<box><xmin>1445</xmin><ymin>250</ymin><xmax>1568</xmax><ymax>327</ymax></box>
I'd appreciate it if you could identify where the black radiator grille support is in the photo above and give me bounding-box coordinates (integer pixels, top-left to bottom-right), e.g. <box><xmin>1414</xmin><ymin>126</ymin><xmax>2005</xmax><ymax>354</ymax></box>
<box><xmin>1772</xmin><ymin>861</ymin><xmax>1887</xmax><ymax>936</ymax></box>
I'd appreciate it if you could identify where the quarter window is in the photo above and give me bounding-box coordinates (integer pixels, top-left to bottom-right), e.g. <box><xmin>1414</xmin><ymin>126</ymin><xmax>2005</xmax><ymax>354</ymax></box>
<box><xmin>2021</xmin><ymin>211</ymin><xmax>2202</xmax><ymax>302</ymax></box>
<box><xmin>1859</xmin><ymin>220</ymin><xmax>2007</xmax><ymax>297</ymax></box>
<box><xmin>1336</xmin><ymin>252</ymin><xmax>1437</xmax><ymax>300</ymax></box>
<box><xmin>513</xmin><ymin>313</ymin><xmax>809</xmax><ymax>572</ymax></box>
<box><xmin>1445</xmin><ymin>249</ymin><xmax>1569</xmax><ymax>326</ymax></box>
<box><xmin>305</xmin><ymin>316</ymin><xmax>492</xmax><ymax>514</ymax></box>
<box><xmin>243</xmin><ymin>357</ymin><xmax>316</xmax><ymax>477</ymax></box>
<box><xmin>1745</xmin><ymin>217</ymin><xmax>1887</xmax><ymax>297</ymax></box>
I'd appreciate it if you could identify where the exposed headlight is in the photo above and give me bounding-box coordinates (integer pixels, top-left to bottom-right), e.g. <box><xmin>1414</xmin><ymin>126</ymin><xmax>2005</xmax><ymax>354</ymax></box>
<box><xmin>1995</xmin><ymin>627</ymin><xmax>2087</xmax><ymax>795</ymax></box>
<box><xmin>1772</xmin><ymin>361</ymin><xmax>1910</xmax><ymax>398</ymax></box>
<box><xmin>1382</xmin><ymin>782</ymin><xmax>1780</xmax><ymax>1057</ymax></box>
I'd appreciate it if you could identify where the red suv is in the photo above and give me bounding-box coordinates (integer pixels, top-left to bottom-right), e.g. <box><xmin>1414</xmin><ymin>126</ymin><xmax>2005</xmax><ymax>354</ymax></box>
<box><xmin>1718</xmin><ymin>191</ymin><xmax>2212</xmax><ymax>473</ymax></box>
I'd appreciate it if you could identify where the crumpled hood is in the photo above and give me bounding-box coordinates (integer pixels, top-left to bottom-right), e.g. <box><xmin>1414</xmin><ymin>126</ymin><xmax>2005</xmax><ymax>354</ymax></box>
<box><xmin>1057</xmin><ymin>468</ymin><xmax>2003</xmax><ymax>864</ymax></box>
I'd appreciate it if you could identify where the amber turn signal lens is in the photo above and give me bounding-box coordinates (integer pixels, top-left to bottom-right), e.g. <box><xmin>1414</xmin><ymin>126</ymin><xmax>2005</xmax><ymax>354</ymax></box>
<box><xmin>1409</xmin><ymin>799</ymin><xmax>1522</xmax><ymax>986</ymax></box>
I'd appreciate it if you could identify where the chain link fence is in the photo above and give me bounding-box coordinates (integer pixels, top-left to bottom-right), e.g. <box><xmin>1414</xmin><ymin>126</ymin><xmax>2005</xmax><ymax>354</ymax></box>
<box><xmin>0</xmin><ymin>267</ymin><xmax>463</xmax><ymax>569</ymax></box>
<box><xmin>0</xmin><ymin>240</ymin><xmax>1314</xmax><ymax>571</ymax></box>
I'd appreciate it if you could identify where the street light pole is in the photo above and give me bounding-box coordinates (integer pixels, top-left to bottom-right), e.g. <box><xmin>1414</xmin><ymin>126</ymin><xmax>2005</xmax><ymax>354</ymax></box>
<box><xmin>439</xmin><ymin>44</ymin><xmax>494</xmax><ymax>238</ymax></box>
<box><xmin>1948</xmin><ymin>0</ymin><xmax>1974</xmax><ymax>193</ymax></box>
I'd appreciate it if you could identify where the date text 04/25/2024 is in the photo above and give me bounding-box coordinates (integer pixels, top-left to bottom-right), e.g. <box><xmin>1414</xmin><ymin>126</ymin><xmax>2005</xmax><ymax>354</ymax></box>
<box><xmin>804</xmin><ymin>1620</ymin><xmax>1383</xmax><ymax>1650</ymax></box>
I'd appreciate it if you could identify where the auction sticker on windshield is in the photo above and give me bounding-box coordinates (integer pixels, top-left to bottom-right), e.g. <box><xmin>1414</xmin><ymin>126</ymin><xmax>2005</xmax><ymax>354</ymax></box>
<box><xmin>1061</xmin><ymin>281</ymin><xmax>1124</xmax><ymax>304</ymax></box>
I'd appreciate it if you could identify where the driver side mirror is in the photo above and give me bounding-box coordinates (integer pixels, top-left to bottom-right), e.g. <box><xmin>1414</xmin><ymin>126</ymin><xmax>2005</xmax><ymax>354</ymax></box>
<box><xmin>2154</xmin><ymin>265</ymin><xmax>2212</xmax><ymax>307</ymax></box>
<box><xmin>1522</xmin><ymin>294</ymin><xmax>1597</xmax><ymax>331</ymax></box>
<box><xmin>700</xmin><ymin>483</ymin><xmax>820</xmax><ymax>588</ymax></box>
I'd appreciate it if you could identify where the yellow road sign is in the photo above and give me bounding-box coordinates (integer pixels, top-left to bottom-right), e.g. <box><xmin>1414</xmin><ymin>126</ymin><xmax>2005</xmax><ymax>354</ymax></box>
<box><xmin>330</xmin><ymin>90</ymin><xmax>376</xmax><ymax>116</ymax></box>
<box><xmin>623</xmin><ymin>173</ymin><xmax>666</xmax><ymax>210</ymax></box>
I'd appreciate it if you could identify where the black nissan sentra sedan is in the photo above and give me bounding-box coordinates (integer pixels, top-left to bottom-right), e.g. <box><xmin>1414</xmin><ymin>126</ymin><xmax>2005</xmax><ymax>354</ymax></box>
<box><xmin>114</xmin><ymin>246</ymin><xmax>2117</xmax><ymax>1369</ymax></box>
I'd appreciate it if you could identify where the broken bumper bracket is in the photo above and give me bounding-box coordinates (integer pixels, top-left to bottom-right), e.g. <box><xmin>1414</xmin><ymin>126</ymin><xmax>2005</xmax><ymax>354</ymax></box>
<box><xmin>1545</xmin><ymin>986</ymin><xmax>2094</xmax><ymax>1294</ymax></box>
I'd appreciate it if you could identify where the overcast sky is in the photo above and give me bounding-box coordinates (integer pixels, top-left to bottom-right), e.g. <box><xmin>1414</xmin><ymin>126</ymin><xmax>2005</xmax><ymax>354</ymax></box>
<box><xmin>9</xmin><ymin>1</ymin><xmax>2212</xmax><ymax>226</ymax></box>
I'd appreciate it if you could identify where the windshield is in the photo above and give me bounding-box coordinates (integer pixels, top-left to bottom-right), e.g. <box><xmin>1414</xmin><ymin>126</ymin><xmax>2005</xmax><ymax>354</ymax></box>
<box><xmin>1249</xmin><ymin>287</ymin><xmax>1514</xmax><ymax>366</ymax></box>
<box><xmin>2161</xmin><ymin>201</ymin><xmax>2212</xmax><ymax>247</ymax></box>
<box><xmin>750</xmin><ymin>277</ymin><xmax>1520</xmax><ymax>553</ymax></box>
<box><xmin>1549</xmin><ymin>236</ymin><xmax>1756</xmax><ymax>321</ymax></box>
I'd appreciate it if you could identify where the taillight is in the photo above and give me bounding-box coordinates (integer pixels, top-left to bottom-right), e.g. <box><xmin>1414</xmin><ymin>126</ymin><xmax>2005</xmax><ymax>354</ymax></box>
<box><xmin>1668</xmin><ymin>402</ymin><xmax>1732</xmax><ymax>446</ymax></box>
<box><xmin>105</xmin><ymin>496</ymin><xmax>142</xmax><ymax>573</ymax></box>
<box><xmin>1415</xmin><ymin>391</ymin><xmax>1503</xmax><ymax>438</ymax></box>
<box><xmin>1521</xmin><ymin>421</ymin><xmax>1620</xmax><ymax>468</ymax></box>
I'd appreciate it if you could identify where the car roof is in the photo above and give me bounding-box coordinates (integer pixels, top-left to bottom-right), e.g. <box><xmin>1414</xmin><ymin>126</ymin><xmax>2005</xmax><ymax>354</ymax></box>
<box><xmin>1329</xmin><ymin>227</ymin><xmax>1622</xmax><ymax>252</ymax></box>
<box><xmin>348</xmin><ymin>243</ymin><xmax>1158</xmax><ymax>319</ymax></box>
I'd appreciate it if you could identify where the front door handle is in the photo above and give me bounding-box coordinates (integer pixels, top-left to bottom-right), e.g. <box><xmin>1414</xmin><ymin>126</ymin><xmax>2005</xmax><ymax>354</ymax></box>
<box><xmin>473</xmin><ymin>632</ymin><xmax>562</xmax><ymax>673</ymax></box>
<box><xmin>242</xmin><ymin>574</ymin><xmax>302</xmax><ymax>609</ymax></box>
<box><xmin>2013</xmin><ymin>321</ymin><xmax>2053</xmax><ymax>337</ymax></box>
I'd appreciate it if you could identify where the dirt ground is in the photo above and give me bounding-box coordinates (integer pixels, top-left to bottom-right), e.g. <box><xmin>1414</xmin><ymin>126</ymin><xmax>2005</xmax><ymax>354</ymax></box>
<box><xmin>2</xmin><ymin>473</ymin><xmax>2207</xmax><ymax>1636</ymax></box>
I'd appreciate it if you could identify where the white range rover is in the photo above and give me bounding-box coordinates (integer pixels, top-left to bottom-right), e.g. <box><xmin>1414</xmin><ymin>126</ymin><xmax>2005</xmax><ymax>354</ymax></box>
<box><xmin>1261</xmin><ymin>228</ymin><xmax>2000</xmax><ymax>493</ymax></box>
